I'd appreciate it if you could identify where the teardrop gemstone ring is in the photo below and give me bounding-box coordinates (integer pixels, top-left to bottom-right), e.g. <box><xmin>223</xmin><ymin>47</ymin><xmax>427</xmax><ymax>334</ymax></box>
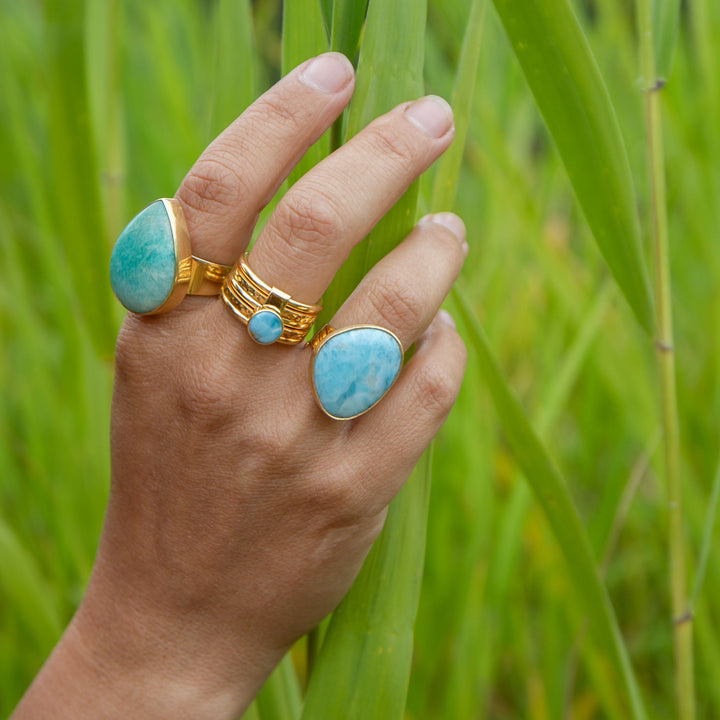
<box><xmin>309</xmin><ymin>325</ymin><xmax>403</xmax><ymax>420</ymax></box>
<box><xmin>109</xmin><ymin>198</ymin><xmax>232</xmax><ymax>315</ymax></box>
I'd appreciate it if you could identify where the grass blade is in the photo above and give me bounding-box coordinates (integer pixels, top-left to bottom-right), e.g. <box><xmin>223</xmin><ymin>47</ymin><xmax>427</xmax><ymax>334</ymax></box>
<box><xmin>431</xmin><ymin>0</ymin><xmax>485</xmax><ymax>209</ymax></box>
<box><xmin>210</xmin><ymin>0</ymin><xmax>255</xmax><ymax>136</ymax></box>
<box><xmin>303</xmin><ymin>3</ymin><xmax>429</xmax><ymax>714</ymax></box>
<box><xmin>0</xmin><ymin>519</ymin><xmax>62</xmax><ymax>654</ymax></box>
<box><xmin>327</xmin><ymin>0</ymin><xmax>367</xmax><ymax>151</ymax></box>
<box><xmin>282</xmin><ymin>0</ymin><xmax>330</xmax><ymax>185</ymax></box>
<box><xmin>653</xmin><ymin>0</ymin><xmax>681</xmax><ymax>81</ymax></box>
<box><xmin>318</xmin><ymin>0</ymin><xmax>427</xmax><ymax>323</ymax></box>
<box><xmin>330</xmin><ymin>0</ymin><xmax>367</xmax><ymax>59</ymax></box>
<box><xmin>689</xmin><ymin>457</ymin><xmax>720</xmax><ymax>614</ymax></box>
<box><xmin>489</xmin><ymin>0</ymin><xmax>654</xmax><ymax>333</ymax></box>
<box><xmin>85</xmin><ymin>0</ymin><xmax>125</xmax><ymax>242</ymax></box>
<box><xmin>255</xmin><ymin>652</ymin><xmax>302</xmax><ymax>720</ymax></box>
<box><xmin>452</xmin><ymin>285</ymin><xmax>648</xmax><ymax>720</ymax></box>
<box><xmin>301</xmin><ymin>451</ymin><xmax>432</xmax><ymax>719</ymax></box>
<box><xmin>44</xmin><ymin>0</ymin><xmax>115</xmax><ymax>356</ymax></box>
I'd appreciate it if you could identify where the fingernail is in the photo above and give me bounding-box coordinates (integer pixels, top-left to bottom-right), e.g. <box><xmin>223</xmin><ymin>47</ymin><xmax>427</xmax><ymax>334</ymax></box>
<box><xmin>405</xmin><ymin>95</ymin><xmax>454</xmax><ymax>138</ymax></box>
<box><xmin>421</xmin><ymin>212</ymin><xmax>468</xmax><ymax>254</ymax></box>
<box><xmin>437</xmin><ymin>310</ymin><xmax>456</xmax><ymax>329</ymax></box>
<box><xmin>300</xmin><ymin>52</ymin><xmax>354</xmax><ymax>94</ymax></box>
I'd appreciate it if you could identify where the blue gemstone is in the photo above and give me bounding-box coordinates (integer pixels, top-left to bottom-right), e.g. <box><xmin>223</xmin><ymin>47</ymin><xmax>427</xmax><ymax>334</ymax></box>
<box><xmin>248</xmin><ymin>309</ymin><xmax>283</xmax><ymax>344</ymax></box>
<box><xmin>312</xmin><ymin>327</ymin><xmax>403</xmax><ymax>419</ymax></box>
<box><xmin>109</xmin><ymin>200</ymin><xmax>176</xmax><ymax>313</ymax></box>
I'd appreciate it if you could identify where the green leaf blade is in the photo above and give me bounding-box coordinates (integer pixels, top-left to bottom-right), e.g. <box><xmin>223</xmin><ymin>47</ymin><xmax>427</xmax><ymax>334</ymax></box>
<box><xmin>431</xmin><ymin>0</ymin><xmax>486</xmax><ymax>210</ymax></box>
<box><xmin>210</xmin><ymin>0</ymin><xmax>255</xmax><ymax>136</ymax></box>
<box><xmin>319</xmin><ymin>0</ymin><xmax>427</xmax><ymax>324</ymax></box>
<box><xmin>490</xmin><ymin>0</ymin><xmax>655</xmax><ymax>333</ymax></box>
<box><xmin>305</xmin><ymin>3</ymin><xmax>429</xmax><ymax>713</ymax></box>
<box><xmin>653</xmin><ymin>0</ymin><xmax>681</xmax><ymax>81</ymax></box>
<box><xmin>282</xmin><ymin>0</ymin><xmax>330</xmax><ymax>185</ymax></box>
<box><xmin>330</xmin><ymin>0</ymin><xmax>367</xmax><ymax>60</ymax></box>
<box><xmin>0</xmin><ymin>519</ymin><xmax>62</xmax><ymax>655</ymax></box>
<box><xmin>255</xmin><ymin>653</ymin><xmax>302</xmax><ymax>720</ymax></box>
<box><xmin>302</xmin><ymin>452</ymin><xmax>432</xmax><ymax>720</ymax></box>
<box><xmin>452</xmin><ymin>286</ymin><xmax>648</xmax><ymax>720</ymax></box>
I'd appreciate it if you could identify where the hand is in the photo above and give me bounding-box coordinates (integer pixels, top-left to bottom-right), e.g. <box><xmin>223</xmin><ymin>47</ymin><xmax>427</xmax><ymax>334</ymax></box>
<box><xmin>12</xmin><ymin>52</ymin><xmax>466</xmax><ymax>720</ymax></box>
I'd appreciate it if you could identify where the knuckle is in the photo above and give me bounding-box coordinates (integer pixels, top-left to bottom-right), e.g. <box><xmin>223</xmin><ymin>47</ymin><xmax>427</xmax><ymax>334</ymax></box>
<box><xmin>178</xmin><ymin>154</ymin><xmax>247</xmax><ymax>215</ymax></box>
<box><xmin>368</xmin><ymin>126</ymin><xmax>417</xmax><ymax>170</ymax></box>
<box><xmin>270</xmin><ymin>192</ymin><xmax>342</xmax><ymax>256</ymax></box>
<box><xmin>305</xmin><ymin>461</ymin><xmax>372</xmax><ymax>522</ymax></box>
<box><xmin>366</xmin><ymin>280</ymin><xmax>423</xmax><ymax>333</ymax></box>
<box><xmin>174</xmin><ymin>356</ymin><xmax>234</xmax><ymax>427</ymax></box>
<box><xmin>252</xmin><ymin>94</ymin><xmax>306</xmax><ymax>134</ymax></box>
<box><xmin>412</xmin><ymin>362</ymin><xmax>459</xmax><ymax>417</ymax></box>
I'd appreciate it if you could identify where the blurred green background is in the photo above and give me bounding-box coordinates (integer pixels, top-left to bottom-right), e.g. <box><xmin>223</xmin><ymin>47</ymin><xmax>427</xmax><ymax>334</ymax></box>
<box><xmin>1</xmin><ymin>0</ymin><xmax>719</xmax><ymax>717</ymax></box>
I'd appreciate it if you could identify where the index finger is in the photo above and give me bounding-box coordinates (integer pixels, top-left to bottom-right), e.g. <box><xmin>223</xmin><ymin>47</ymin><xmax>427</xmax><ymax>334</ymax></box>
<box><xmin>175</xmin><ymin>53</ymin><xmax>355</xmax><ymax>265</ymax></box>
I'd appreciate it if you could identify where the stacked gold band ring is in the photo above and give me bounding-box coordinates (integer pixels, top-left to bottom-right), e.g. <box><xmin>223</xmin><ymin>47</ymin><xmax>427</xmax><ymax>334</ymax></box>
<box><xmin>109</xmin><ymin>198</ymin><xmax>231</xmax><ymax>315</ymax></box>
<box><xmin>221</xmin><ymin>254</ymin><xmax>322</xmax><ymax>345</ymax></box>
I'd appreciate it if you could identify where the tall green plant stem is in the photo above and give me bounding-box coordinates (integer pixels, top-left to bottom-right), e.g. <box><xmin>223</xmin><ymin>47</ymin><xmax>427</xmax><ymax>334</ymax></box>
<box><xmin>636</xmin><ymin>1</ymin><xmax>694</xmax><ymax>717</ymax></box>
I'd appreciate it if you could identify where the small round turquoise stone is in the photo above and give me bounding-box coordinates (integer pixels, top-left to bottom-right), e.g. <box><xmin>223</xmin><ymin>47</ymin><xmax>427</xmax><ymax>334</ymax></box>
<box><xmin>248</xmin><ymin>308</ymin><xmax>283</xmax><ymax>344</ymax></box>
<box><xmin>312</xmin><ymin>327</ymin><xmax>403</xmax><ymax>419</ymax></box>
<box><xmin>109</xmin><ymin>200</ymin><xmax>176</xmax><ymax>314</ymax></box>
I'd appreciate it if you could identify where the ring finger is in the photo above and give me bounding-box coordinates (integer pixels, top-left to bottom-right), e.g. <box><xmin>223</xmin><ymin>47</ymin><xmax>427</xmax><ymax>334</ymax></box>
<box><xmin>302</xmin><ymin>213</ymin><xmax>466</xmax><ymax>422</ymax></box>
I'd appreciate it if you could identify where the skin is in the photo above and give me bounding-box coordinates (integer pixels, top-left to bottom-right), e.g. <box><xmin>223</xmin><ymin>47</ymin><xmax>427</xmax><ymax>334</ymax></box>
<box><xmin>12</xmin><ymin>52</ymin><xmax>467</xmax><ymax>719</ymax></box>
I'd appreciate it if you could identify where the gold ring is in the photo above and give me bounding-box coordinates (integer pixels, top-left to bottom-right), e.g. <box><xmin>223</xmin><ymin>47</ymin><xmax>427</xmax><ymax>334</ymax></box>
<box><xmin>109</xmin><ymin>198</ymin><xmax>232</xmax><ymax>315</ymax></box>
<box><xmin>221</xmin><ymin>254</ymin><xmax>322</xmax><ymax>345</ymax></box>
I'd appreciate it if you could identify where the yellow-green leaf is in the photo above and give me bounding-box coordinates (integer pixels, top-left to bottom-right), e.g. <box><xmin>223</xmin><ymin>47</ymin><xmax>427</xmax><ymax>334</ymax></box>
<box><xmin>452</xmin><ymin>286</ymin><xmax>648</xmax><ymax>720</ymax></box>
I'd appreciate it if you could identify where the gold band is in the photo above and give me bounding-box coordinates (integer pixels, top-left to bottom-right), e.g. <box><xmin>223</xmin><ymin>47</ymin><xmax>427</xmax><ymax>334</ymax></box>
<box><xmin>221</xmin><ymin>254</ymin><xmax>322</xmax><ymax>345</ymax></box>
<box><xmin>308</xmin><ymin>324</ymin><xmax>336</xmax><ymax>351</ymax></box>
<box><xmin>180</xmin><ymin>255</ymin><xmax>233</xmax><ymax>295</ymax></box>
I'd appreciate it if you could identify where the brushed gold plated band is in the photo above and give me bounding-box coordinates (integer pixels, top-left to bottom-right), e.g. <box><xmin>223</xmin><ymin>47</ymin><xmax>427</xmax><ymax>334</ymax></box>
<box><xmin>168</xmin><ymin>199</ymin><xmax>232</xmax><ymax>299</ymax></box>
<box><xmin>182</xmin><ymin>256</ymin><xmax>234</xmax><ymax>296</ymax></box>
<box><xmin>221</xmin><ymin>253</ymin><xmax>322</xmax><ymax>344</ymax></box>
<box><xmin>308</xmin><ymin>324</ymin><xmax>336</xmax><ymax>351</ymax></box>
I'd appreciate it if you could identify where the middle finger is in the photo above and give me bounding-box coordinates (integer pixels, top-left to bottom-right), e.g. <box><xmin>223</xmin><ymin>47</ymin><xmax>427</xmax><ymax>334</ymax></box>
<box><xmin>247</xmin><ymin>95</ymin><xmax>455</xmax><ymax>303</ymax></box>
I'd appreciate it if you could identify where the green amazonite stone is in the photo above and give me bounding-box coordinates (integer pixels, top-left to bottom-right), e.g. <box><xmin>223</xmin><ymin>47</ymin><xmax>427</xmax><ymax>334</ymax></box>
<box><xmin>109</xmin><ymin>200</ymin><xmax>176</xmax><ymax>313</ymax></box>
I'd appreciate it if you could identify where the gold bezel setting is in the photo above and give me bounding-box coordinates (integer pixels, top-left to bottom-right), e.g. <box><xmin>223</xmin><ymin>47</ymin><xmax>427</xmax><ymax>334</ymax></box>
<box><xmin>146</xmin><ymin>198</ymin><xmax>192</xmax><ymax>315</ymax></box>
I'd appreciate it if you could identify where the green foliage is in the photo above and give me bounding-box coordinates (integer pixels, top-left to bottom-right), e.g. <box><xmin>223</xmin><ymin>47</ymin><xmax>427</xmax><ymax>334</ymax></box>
<box><xmin>489</xmin><ymin>0</ymin><xmax>654</xmax><ymax>334</ymax></box>
<box><xmin>304</xmin><ymin>2</ymin><xmax>431</xmax><ymax>715</ymax></box>
<box><xmin>2</xmin><ymin>0</ymin><xmax>719</xmax><ymax>718</ymax></box>
<box><xmin>282</xmin><ymin>0</ymin><xmax>329</xmax><ymax>185</ymax></box>
<box><xmin>452</xmin><ymin>286</ymin><xmax>646</xmax><ymax>719</ymax></box>
<box><xmin>317</xmin><ymin>0</ymin><xmax>427</xmax><ymax>324</ymax></box>
<box><xmin>302</xmin><ymin>452</ymin><xmax>432</xmax><ymax>719</ymax></box>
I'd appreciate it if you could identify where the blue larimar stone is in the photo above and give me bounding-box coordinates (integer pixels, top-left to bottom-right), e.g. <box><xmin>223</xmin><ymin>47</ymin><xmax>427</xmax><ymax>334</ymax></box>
<box><xmin>248</xmin><ymin>309</ymin><xmax>283</xmax><ymax>344</ymax></box>
<box><xmin>109</xmin><ymin>200</ymin><xmax>176</xmax><ymax>313</ymax></box>
<box><xmin>313</xmin><ymin>327</ymin><xmax>403</xmax><ymax>419</ymax></box>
